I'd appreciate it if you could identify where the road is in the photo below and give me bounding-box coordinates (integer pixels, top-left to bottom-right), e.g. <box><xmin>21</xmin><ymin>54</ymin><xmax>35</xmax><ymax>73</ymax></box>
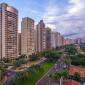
<box><xmin>35</xmin><ymin>56</ymin><xmax>66</xmax><ymax>85</ymax></box>
<box><xmin>2</xmin><ymin>58</ymin><xmax>47</xmax><ymax>84</ymax></box>
<box><xmin>15</xmin><ymin>57</ymin><xmax>47</xmax><ymax>72</ymax></box>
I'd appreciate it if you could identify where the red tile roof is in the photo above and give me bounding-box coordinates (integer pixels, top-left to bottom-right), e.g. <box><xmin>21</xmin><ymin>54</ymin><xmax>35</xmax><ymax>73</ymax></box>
<box><xmin>69</xmin><ymin>65</ymin><xmax>85</xmax><ymax>78</ymax></box>
<box><xmin>62</xmin><ymin>80</ymin><xmax>80</xmax><ymax>85</ymax></box>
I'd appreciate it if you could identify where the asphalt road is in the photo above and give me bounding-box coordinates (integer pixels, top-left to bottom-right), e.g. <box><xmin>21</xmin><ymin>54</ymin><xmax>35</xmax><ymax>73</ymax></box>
<box><xmin>35</xmin><ymin>57</ymin><xmax>66</xmax><ymax>85</ymax></box>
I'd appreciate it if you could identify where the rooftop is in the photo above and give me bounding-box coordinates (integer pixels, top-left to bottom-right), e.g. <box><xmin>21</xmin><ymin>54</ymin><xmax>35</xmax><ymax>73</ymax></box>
<box><xmin>62</xmin><ymin>80</ymin><xmax>80</xmax><ymax>85</ymax></box>
<box><xmin>69</xmin><ymin>65</ymin><xmax>85</xmax><ymax>78</ymax></box>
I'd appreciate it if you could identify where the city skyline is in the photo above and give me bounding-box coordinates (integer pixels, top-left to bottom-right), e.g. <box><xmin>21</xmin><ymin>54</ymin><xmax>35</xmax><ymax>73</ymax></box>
<box><xmin>0</xmin><ymin>2</ymin><xmax>85</xmax><ymax>85</ymax></box>
<box><xmin>0</xmin><ymin>2</ymin><xmax>74</xmax><ymax>59</ymax></box>
<box><xmin>1</xmin><ymin>0</ymin><xmax>85</xmax><ymax>39</ymax></box>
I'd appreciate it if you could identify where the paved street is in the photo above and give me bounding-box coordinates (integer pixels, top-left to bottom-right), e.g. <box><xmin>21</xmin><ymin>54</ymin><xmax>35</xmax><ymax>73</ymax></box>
<box><xmin>2</xmin><ymin>58</ymin><xmax>47</xmax><ymax>84</ymax></box>
<box><xmin>35</xmin><ymin>57</ymin><xmax>66</xmax><ymax>85</ymax></box>
<box><xmin>15</xmin><ymin>57</ymin><xmax>47</xmax><ymax>72</ymax></box>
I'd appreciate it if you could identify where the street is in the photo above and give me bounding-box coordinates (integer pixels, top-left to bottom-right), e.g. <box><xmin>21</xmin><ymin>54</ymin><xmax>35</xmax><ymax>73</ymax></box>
<box><xmin>35</xmin><ymin>56</ymin><xmax>66</xmax><ymax>85</ymax></box>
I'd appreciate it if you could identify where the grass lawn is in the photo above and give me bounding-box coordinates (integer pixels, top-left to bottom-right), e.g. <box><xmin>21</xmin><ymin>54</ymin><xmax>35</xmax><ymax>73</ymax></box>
<box><xmin>21</xmin><ymin>62</ymin><xmax>54</xmax><ymax>85</ymax></box>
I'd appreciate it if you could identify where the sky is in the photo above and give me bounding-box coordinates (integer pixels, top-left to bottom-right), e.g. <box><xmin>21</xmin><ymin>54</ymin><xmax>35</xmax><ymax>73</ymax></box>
<box><xmin>0</xmin><ymin>0</ymin><xmax>85</xmax><ymax>39</ymax></box>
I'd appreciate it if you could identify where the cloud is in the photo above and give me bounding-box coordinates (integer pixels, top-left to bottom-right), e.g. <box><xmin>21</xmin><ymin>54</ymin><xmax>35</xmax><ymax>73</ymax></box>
<box><xmin>43</xmin><ymin>0</ymin><xmax>85</xmax><ymax>39</ymax></box>
<box><xmin>68</xmin><ymin>0</ymin><xmax>85</xmax><ymax>16</ymax></box>
<box><xmin>43</xmin><ymin>0</ymin><xmax>59</xmax><ymax>29</ymax></box>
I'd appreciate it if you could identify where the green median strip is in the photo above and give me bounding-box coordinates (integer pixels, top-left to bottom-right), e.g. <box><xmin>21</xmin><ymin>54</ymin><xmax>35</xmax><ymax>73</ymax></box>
<box><xmin>20</xmin><ymin>62</ymin><xmax>54</xmax><ymax>85</ymax></box>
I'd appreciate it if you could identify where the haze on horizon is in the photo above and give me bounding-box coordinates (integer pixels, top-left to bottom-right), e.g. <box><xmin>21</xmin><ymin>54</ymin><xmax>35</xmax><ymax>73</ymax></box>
<box><xmin>1</xmin><ymin>0</ymin><xmax>85</xmax><ymax>39</ymax></box>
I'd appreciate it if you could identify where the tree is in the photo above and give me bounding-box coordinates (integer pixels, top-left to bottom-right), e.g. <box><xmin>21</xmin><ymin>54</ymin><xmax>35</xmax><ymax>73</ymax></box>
<box><xmin>49</xmin><ymin>69</ymin><xmax>68</xmax><ymax>84</ymax></box>
<box><xmin>0</xmin><ymin>64</ymin><xmax>5</xmax><ymax>81</ymax></box>
<box><xmin>65</xmin><ymin>44</ymin><xmax>77</xmax><ymax>55</ymax></box>
<box><xmin>49</xmin><ymin>72</ymin><xmax>61</xmax><ymax>84</ymax></box>
<box><xmin>80</xmin><ymin>58</ymin><xmax>85</xmax><ymax>66</ymax></box>
<box><xmin>29</xmin><ymin>54</ymin><xmax>39</xmax><ymax>61</ymax></box>
<box><xmin>19</xmin><ymin>54</ymin><xmax>27</xmax><ymax>59</ymax></box>
<box><xmin>64</xmin><ymin>56</ymin><xmax>71</xmax><ymax>69</ymax></box>
<box><xmin>70</xmin><ymin>54</ymin><xmax>85</xmax><ymax>67</ymax></box>
<box><xmin>74</xmin><ymin>72</ymin><xmax>80</xmax><ymax>81</ymax></box>
<box><xmin>42</xmin><ymin>50</ymin><xmax>62</xmax><ymax>62</ymax></box>
<box><xmin>2</xmin><ymin>58</ymin><xmax>11</xmax><ymax>63</ymax></box>
<box><xmin>3</xmin><ymin>71</ymin><xmax>28</xmax><ymax>85</ymax></box>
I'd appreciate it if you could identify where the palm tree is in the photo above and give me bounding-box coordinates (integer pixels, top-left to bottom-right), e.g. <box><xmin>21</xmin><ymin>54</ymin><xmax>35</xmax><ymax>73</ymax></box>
<box><xmin>64</xmin><ymin>54</ymin><xmax>71</xmax><ymax>70</ymax></box>
<box><xmin>49</xmin><ymin>72</ymin><xmax>61</xmax><ymax>85</ymax></box>
<box><xmin>49</xmin><ymin>69</ymin><xmax>68</xmax><ymax>85</ymax></box>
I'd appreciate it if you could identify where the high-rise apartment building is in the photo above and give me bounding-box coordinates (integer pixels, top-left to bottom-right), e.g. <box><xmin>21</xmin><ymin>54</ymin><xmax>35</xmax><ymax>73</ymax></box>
<box><xmin>51</xmin><ymin>32</ymin><xmax>59</xmax><ymax>48</ymax></box>
<box><xmin>18</xmin><ymin>33</ymin><xmax>21</xmax><ymax>55</ymax></box>
<box><xmin>51</xmin><ymin>32</ymin><xmax>65</xmax><ymax>48</ymax></box>
<box><xmin>46</xmin><ymin>27</ymin><xmax>51</xmax><ymax>49</ymax></box>
<box><xmin>21</xmin><ymin>17</ymin><xmax>35</xmax><ymax>56</ymax></box>
<box><xmin>0</xmin><ymin>3</ymin><xmax>18</xmax><ymax>59</ymax></box>
<box><xmin>35</xmin><ymin>20</ymin><xmax>46</xmax><ymax>52</ymax></box>
<box><xmin>57</xmin><ymin>33</ymin><xmax>63</xmax><ymax>47</ymax></box>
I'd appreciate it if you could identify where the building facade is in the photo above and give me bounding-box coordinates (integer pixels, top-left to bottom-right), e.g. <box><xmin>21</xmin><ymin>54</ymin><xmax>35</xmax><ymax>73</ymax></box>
<box><xmin>46</xmin><ymin>27</ymin><xmax>51</xmax><ymax>50</ymax></box>
<box><xmin>57</xmin><ymin>33</ymin><xmax>63</xmax><ymax>47</ymax></box>
<box><xmin>51</xmin><ymin>32</ymin><xmax>57</xmax><ymax>48</ymax></box>
<box><xmin>51</xmin><ymin>32</ymin><xmax>60</xmax><ymax>48</ymax></box>
<box><xmin>21</xmin><ymin>17</ymin><xmax>35</xmax><ymax>56</ymax></box>
<box><xmin>18</xmin><ymin>33</ymin><xmax>21</xmax><ymax>55</ymax></box>
<box><xmin>0</xmin><ymin>3</ymin><xmax>18</xmax><ymax>59</ymax></box>
<box><xmin>35</xmin><ymin>20</ymin><xmax>46</xmax><ymax>52</ymax></box>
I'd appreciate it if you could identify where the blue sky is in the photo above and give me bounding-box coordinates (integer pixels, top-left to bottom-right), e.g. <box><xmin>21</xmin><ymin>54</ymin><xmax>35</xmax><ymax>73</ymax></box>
<box><xmin>0</xmin><ymin>0</ymin><xmax>85</xmax><ymax>38</ymax></box>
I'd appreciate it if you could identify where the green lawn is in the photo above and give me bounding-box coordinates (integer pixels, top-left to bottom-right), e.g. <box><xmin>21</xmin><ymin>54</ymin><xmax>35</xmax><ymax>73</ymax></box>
<box><xmin>21</xmin><ymin>62</ymin><xmax>54</xmax><ymax>85</ymax></box>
